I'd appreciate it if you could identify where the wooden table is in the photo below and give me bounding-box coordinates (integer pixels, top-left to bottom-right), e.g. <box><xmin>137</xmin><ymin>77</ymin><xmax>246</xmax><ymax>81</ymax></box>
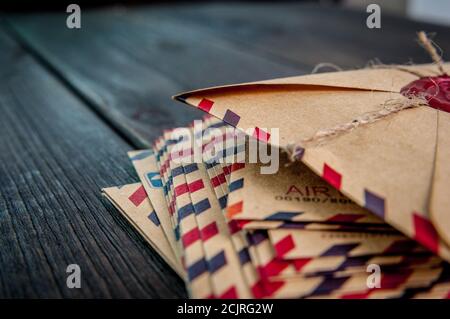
<box><xmin>1</xmin><ymin>2</ymin><xmax>449</xmax><ymax>298</ymax></box>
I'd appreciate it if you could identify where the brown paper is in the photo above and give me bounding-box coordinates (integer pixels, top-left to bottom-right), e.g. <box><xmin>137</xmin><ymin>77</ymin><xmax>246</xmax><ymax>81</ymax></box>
<box><xmin>128</xmin><ymin>150</ymin><xmax>182</xmax><ymax>267</ymax></box>
<box><xmin>227</xmin><ymin>155</ymin><xmax>383</xmax><ymax>224</ymax></box>
<box><xmin>174</xmin><ymin>63</ymin><xmax>450</xmax><ymax>262</ymax></box>
<box><xmin>102</xmin><ymin>183</ymin><xmax>184</xmax><ymax>277</ymax></box>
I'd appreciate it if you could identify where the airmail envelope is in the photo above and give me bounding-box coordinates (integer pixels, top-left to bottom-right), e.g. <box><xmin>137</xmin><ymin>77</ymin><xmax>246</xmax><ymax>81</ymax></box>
<box><xmin>174</xmin><ymin>63</ymin><xmax>450</xmax><ymax>262</ymax></box>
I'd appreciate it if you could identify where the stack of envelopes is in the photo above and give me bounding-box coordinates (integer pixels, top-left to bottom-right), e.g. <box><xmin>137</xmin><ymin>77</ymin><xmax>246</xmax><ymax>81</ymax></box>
<box><xmin>102</xmin><ymin>115</ymin><xmax>450</xmax><ymax>299</ymax></box>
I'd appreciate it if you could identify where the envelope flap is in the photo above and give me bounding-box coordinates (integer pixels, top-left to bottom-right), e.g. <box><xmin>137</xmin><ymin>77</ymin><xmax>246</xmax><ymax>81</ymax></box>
<box><xmin>252</xmin><ymin>68</ymin><xmax>416</xmax><ymax>92</ymax></box>
<box><xmin>174</xmin><ymin>63</ymin><xmax>447</xmax><ymax>100</ymax></box>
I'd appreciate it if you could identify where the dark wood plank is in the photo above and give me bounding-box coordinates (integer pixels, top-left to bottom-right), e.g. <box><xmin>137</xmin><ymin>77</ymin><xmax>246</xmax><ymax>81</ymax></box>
<box><xmin>4</xmin><ymin>7</ymin><xmax>300</xmax><ymax>146</ymax></box>
<box><xmin>156</xmin><ymin>3</ymin><xmax>450</xmax><ymax>69</ymax></box>
<box><xmin>0</xmin><ymin>26</ymin><xmax>186</xmax><ymax>298</ymax></box>
<box><xmin>3</xmin><ymin>3</ymin><xmax>450</xmax><ymax>298</ymax></box>
<box><xmin>7</xmin><ymin>3</ymin><xmax>450</xmax><ymax>148</ymax></box>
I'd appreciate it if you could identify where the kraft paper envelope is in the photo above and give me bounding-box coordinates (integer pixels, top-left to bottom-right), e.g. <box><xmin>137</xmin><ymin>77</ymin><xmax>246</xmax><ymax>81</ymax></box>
<box><xmin>174</xmin><ymin>63</ymin><xmax>450</xmax><ymax>262</ymax></box>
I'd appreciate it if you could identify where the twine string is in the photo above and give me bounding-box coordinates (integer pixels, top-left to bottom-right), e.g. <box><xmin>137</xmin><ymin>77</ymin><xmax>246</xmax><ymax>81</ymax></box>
<box><xmin>417</xmin><ymin>31</ymin><xmax>447</xmax><ymax>76</ymax></box>
<box><xmin>285</xmin><ymin>31</ymin><xmax>446</xmax><ymax>161</ymax></box>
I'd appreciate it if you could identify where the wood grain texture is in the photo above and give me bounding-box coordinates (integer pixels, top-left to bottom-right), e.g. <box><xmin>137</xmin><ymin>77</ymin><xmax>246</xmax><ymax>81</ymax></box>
<box><xmin>4</xmin><ymin>6</ymin><xmax>301</xmax><ymax>146</ymax></box>
<box><xmin>2</xmin><ymin>3</ymin><xmax>450</xmax><ymax>299</ymax></box>
<box><xmin>158</xmin><ymin>3</ymin><xmax>450</xmax><ymax>69</ymax></box>
<box><xmin>6</xmin><ymin>3</ymin><xmax>450</xmax><ymax>147</ymax></box>
<box><xmin>0</xmin><ymin>27</ymin><xmax>186</xmax><ymax>298</ymax></box>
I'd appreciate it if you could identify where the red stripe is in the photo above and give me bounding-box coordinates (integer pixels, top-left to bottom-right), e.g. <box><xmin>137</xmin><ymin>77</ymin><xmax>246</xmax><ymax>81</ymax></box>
<box><xmin>169</xmin><ymin>200</ymin><xmax>176</xmax><ymax>215</ymax></box>
<box><xmin>236</xmin><ymin>220</ymin><xmax>250</xmax><ymax>229</ymax></box>
<box><xmin>175</xmin><ymin>180</ymin><xmax>204</xmax><ymax>196</ymax></box>
<box><xmin>341</xmin><ymin>291</ymin><xmax>372</xmax><ymax>299</ymax></box>
<box><xmin>251</xmin><ymin>281</ymin><xmax>266</xmax><ymax>299</ymax></box>
<box><xmin>273</xmin><ymin>235</ymin><xmax>295</xmax><ymax>258</ymax></box>
<box><xmin>211</xmin><ymin>173</ymin><xmax>227</xmax><ymax>187</ymax></box>
<box><xmin>322</xmin><ymin>163</ymin><xmax>342</xmax><ymax>190</ymax></box>
<box><xmin>188</xmin><ymin>179</ymin><xmax>205</xmax><ymax>193</ymax></box>
<box><xmin>200</xmin><ymin>222</ymin><xmax>219</xmax><ymax>242</ymax></box>
<box><xmin>381</xmin><ymin>270</ymin><xmax>412</xmax><ymax>288</ymax></box>
<box><xmin>253</xmin><ymin>127</ymin><xmax>271</xmax><ymax>142</ymax></box>
<box><xmin>230</xmin><ymin>163</ymin><xmax>245</xmax><ymax>172</ymax></box>
<box><xmin>260</xmin><ymin>280</ymin><xmax>285</xmax><ymax>298</ymax></box>
<box><xmin>227</xmin><ymin>220</ymin><xmax>241</xmax><ymax>234</ymax></box>
<box><xmin>252</xmin><ymin>280</ymin><xmax>284</xmax><ymax>298</ymax></box>
<box><xmin>413</xmin><ymin>213</ymin><xmax>439</xmax><ymax>254</ymax></box>
<box><xmin>219</xmin><ymin>286</ymin><xmax>238</xmax><ymax>299</ymax></box>
<box><xmin>326</xmin><ymin>214</ymin><xmax>363</xmax><ymax>223</ymax></box>
<box><xmin>182</xmin><ymin>227</ymin><xmax>201</xmax><ymax>248</ymax></box>
<box><xmin>160</xmin><ymin>161</ymin><xmax>169</xmax><ymax>175</ymax></box>
<box><xmin>170</xmin><ymin>148</ymin><xmax>193</xmax><ymax>160</ymax></box>
<box><xmin>223</xmin><ymin>164</ymin><xmax>233</xmax><ymax>175</ymax></box>
<box><xmin>174</xmin><ymin>183</ymin><xmax>189</xmax><ymax>196</ymax></box>
<box><xmin>260</xmin><ymin>259</ymin><xmax>289</xmax><ymax>277</ymax></box>
<box><xmin>128</xmin><ymin>185</ymin><xmax>147</xmax><ymax>206</ymax></box>
<box><xmin>198</xmin><ymin>98</ymin><xmax>214</xmax><ymax>112</ymax></box>
<box><xmin>292</xmin><ymin>258</ymin><xmax>312</xmax><ymax>271</ymax></box>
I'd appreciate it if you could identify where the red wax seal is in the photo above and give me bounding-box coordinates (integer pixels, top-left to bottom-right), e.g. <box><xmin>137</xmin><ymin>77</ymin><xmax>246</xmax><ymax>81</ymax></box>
<box><xmin>400</xmin><ymin>75</ymin><xmax>450</xmax><ymax>113</ymax></box>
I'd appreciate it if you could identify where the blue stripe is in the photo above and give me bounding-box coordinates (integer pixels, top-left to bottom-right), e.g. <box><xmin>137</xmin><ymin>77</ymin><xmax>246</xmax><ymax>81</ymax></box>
<box><xmin>238</xmin><ymin>248</ymin><xmax>251</xmax><ymax>265</ymax></box>
<box><xmin>321</xmin><ymin>243</ymin><xmax>360</xmax><ymax>256</ymax></box>
<box><xmin>167</xmin><ymin>138</ymin><xmax>180</xmax><ymax>146</ymax></box>
<box><xmin>183</xmin><ymin>163</ymin><xmax>198</xmax><ymax>174</ymax></box>
<box><xmin>229</xmin><ymin>178</ymin><xmax>244</xmax><ymax>192</ymax></box>
<box><xmin>172</xmin><ymin>166</ymin><xmax>184</xmax><ymax>177</ymax></box>
<box><xmin>130</xmin><ymin>150</ymin><xmax>154</xmax><ymax>161</ymax></box>
<box><xmin>364</xmin><ymin>189</ymin><xmax>385</xmax><ymax>219</ymax></box>
<box><xmin>156</xmin><ymin>145</ymin><xmax>168</xmax><ymax>159</ymax></box>
<box><xmin>204</xmin><ymin>160</ymin><xmax>220</xmax><ymax>168</ymax></box>
<box><xmin>218</xmin><ymin>195</ymin><xmax>228</xmax><ymax>209</ymax></box>
<box><xmin>265</xmin><ymin>211</ymin><xmax>303</xmax><ymax>221</ymax></box>
<box><xmin>204</xmin><ymin>144</ymin><xmax>244</xmax><ymax>163</ymax></box>
<box><xmin>178</xmin><ymin>203</ymin><xmax>195</xmax><ymax>222</ymax></box>
<box><xmin>148</xmin><ymin>211</ymin><xmax>160</xmax><ymax>226</ymax></box>
<box><xmin>155</xmin><ymin>138</ymin><xmax>178</xmax><ymax>160</ymax></box>
<box><xmin>310</xmin><ymin>276</ymin><xmax>349</xmax><ymax>296</ymax></box>
<box><xmin>163</xmin><ymin>184</ymin><xmax>169</xmax><ymax>196</ymax></box>
<box><xmin>193</xmin><ymin>199</ymin><xmax>211</xmax><ymax>215</ymax></box>
<box><xmin>280</xmin><ymin>222</ymin><xmax>307</xmax><ymax>229</ymax></box>
<box><xmin>338</xmin><ymin>256</ymin><xmax>369</xmax><ymax>271</ymax></box>
<box><xmin>188</xmin><ymin>258</ymin><xmax>209</xmax><ymax>281</ymax></box>
<box><xmin>209</xmin><ymin>251</ymin><xmax>227</xmax><ymax>273</ymax></box>
<box><xmin>174</xmin><ymin>225</ymin><xmax>180</xmax><ymax>241</ymax></box>
<box><xmin>246</xmin><ymin>231</ymin><xmax>267</xmax><ymax>246</ymax></box>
